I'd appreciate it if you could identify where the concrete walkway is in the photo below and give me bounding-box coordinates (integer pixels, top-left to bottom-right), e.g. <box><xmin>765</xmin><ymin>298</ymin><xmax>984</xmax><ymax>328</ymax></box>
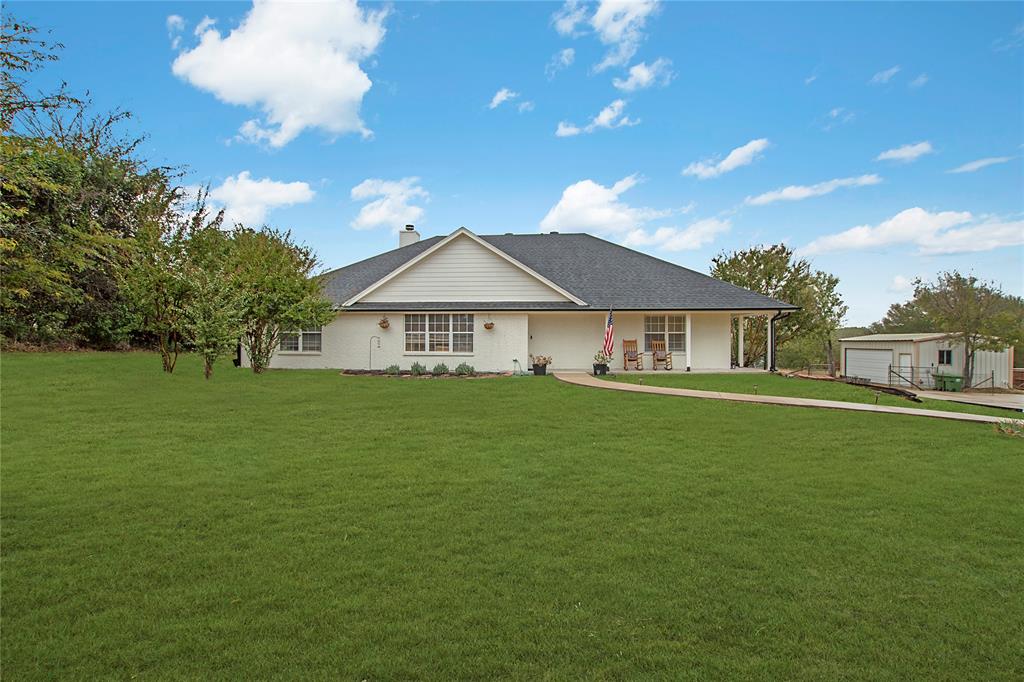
<box><xmin>553</xmin><ymin>372</ymin><xmax>1019</xmax><ymax>425</ymax></box>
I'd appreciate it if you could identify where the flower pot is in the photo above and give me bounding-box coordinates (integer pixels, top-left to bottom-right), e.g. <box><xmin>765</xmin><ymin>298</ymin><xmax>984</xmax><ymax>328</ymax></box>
<box><xmin>532</xmin><ymin>364</ymin><xmax>547</xmax><ymax>376</ymax></box>
<box><xmin>484</xmin><ymin>322</ymin><xmax>494</xmax><ymax>330</ymax></box>
<box><xmin>593</xmin><ymin>363</ymin><xmax>609</xmax><ymax>376</ymax></box>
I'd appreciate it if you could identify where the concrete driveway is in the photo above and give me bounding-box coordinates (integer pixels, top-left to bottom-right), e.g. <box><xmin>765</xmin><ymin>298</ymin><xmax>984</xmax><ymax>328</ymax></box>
<box><xmin>915</xmin><ymin>390</ymin><xmax>1024</xmax><ymax>412</ymax></box>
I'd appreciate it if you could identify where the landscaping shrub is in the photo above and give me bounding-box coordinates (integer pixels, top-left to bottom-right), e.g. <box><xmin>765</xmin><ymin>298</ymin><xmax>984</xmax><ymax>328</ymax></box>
<box><xmin>455</xmin><ymin>362</ymin><xmax>475</xmax><ymax>376</ymax></box>
<box><xmin>431</xmin><ymin>363</ymin><xmax>449</xmax><ymax>376</ymax></box>
<box><xmin>410</xmin><ymin>362</ymin><xmax>427</xmax><ymax>376</ymax></box>
<box><xmin>385</xmin><ymin>364</ymin><xmax>400</xmax><ymax>375</ymax></box>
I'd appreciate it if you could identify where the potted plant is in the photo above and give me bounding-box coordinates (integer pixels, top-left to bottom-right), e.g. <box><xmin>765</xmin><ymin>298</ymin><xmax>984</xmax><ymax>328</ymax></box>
<box><xmin>530</xmin><ymin>354</ymin><xmax>552</xmax><ymax>376</ymax></box>
<box><xmin>593</xmin><ymin>351</ymin><xmax>611</xmax><ymax>376</ymax></box>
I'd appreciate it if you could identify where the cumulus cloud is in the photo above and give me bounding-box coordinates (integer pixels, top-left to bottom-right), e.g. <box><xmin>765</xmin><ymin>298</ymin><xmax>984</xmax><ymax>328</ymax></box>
<box><xmin>545</xmin><ymin>47</ymin><xmax>576</xmax><ymax>79</ymax></box>
<box><xmin>799</xmin><ymin>207</ymin><xmax>1024</xmax><ymax>256</ymax></box>
<box><xmin>539</xmin><ymin>174</ymin><xmax>670</xmax><ymax>236</ymax></box>
<box><xmin>682</xmin><ymin>138</ymin><xmax>769</xmax><ymax>179</ymax></box>
<box><xmin>350</xmin><ymin>177</ymin><xmax>428</xmax><ymax>231</ymax></box>
<box><xmin>745</xmin><ymin>174</ymin><xmax>881</xmax><ymax>206</ymax></box>
<box><xmin>171</xmin><ymin>0</ymin><xmax>388</xmax><ymax>148</ymax></box>
<box><xmin>947</xmin><ymin>156</ymin><xmax>1014</xmax><ymax>174</ymax></box>
<box><xmin>206</xmin><ymin>171</ymin><xmax>315</xmax><ymax>226</ymax></box>
<box><xmin>876</xmin><ymin>141</ymin><xmax>934</xmax><ymax>163</ymax></box>
<box><xmin>489</xmin><ymin>87</ymin><xmax>518</xmax><ymax>109</ymax></box>
<box><xmin>621</xmin><ymin>218</ymin><xmax>731</xmax><ymax>252</ymax></box>
<box><xmin>612</xmin><ymin>58</ymin><xmax>674</xmax><ymax>92</ymax></box>
<box><xmin>555</xmin><ymin>99</ymin><xmax>638</xmax><ymax>137</ymax></box>
<box><xmin>869</xmin><ymin>65</ymin><xmax>901</xmax><ymax>84</ymax></box>
<box><xmin>888</xmin><ymin>275</ymin><xmax>914</xmax><ymax>293</ymax></box>
<box><xmin>518</xmin><ymin>101</ymin><xmax>535</xmax><ymax>113</ymax></box>
<box><xmin>909</xmin><ymin>73</ymin><xmax>929</xmax><ymax>88</ymax></box>
<box><xmin>551</xmin><ymin>0</ymin><xmax>660</xmax><ymax>72</ymax></box>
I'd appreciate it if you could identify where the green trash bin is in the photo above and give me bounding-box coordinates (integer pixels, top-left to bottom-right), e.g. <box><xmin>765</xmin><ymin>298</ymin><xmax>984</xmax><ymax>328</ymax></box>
<box><xmin>946</xmin><ymin>375</ymin><xmax>963</xmax><ymax>392</ymax></box>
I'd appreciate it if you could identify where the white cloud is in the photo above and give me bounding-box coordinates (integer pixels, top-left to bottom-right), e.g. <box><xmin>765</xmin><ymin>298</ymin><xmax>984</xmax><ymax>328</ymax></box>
<box><xmin>539</xmin><ymin>174</ymin><xmax>671</xmax><ymax>236</ymax></box>
<box><xmin>517</xmin><ymin>101</ymin><xmax>535</xmax><ymax>113</ymax></box>
<box><xmin>350</xmin><ymin>177</ymin><xmax>428</xmax><ymax>231</ymax></box>
<box><xmin>869</xmin><ymin>65</ymin><xmax>901</xmax><ymax>84</ymax></box>
<box><xmin>745</xmin><ymin>174</ymin><xmax>881</xmax><ymax>206</ymax></box>
<box><xmin>207</xmin><ymin>171</ymin><xmax>315</xmax><ymax>226</ymax></box>
<box><xmin>551</xmin><ymin>0</ymin><xmax>660</xmax><ymax>72</ymax></box>
<box><xmin>546</xmin><ymin>47</ymin><xmax>576</xmax><ymax>79</ymax></box>
<box><xmin>888</xmin><ymin>275</ymin><xmax>914</xmax><ymax>293</ymax></box>
<box><xmin>489</xmin><ymin>87</ymin><xmax>518</xmax><ymax>109</ymax></box>
<box><xmin>552</xmin><ymin>0</ymin><xmax>589</xmax><ymax>37</ymax></box>
<box><xmin>194</xmin><ymin>16</ymin><xmax>216</xmax><ymax>36</ymax></box>
<box><xmin>171</xmin><ymin>0</ymin><xmax>388</xmax><ymax>148</ymax></box>
<box><xmin>799</xmin><ymin>207</ymin><xmax>1024</xmax><ymax>256</ymax></box>
<box><xmin>621</xmin><ymin>218</ymin><xmax>731</xmax><ymax>252</ymax></box>
<box><xmin>876</xmin><ymin>141</ymin><xmax>933</xmax><ymax>163</ymax></box>
<box><xmin>909</xmin><ymin>73</ymin><xmax>928</xmax><ymax>88</ymax></box>
<box><xmin>992</xmin><ymin>22</ymin><xmax>1024</xmax><ymax>52</ymax></box>
<box><xmin>947</xmin><ymin>156</ymin><xmax>1014</xmax><ymax>174</ymax></box>
<box><xmin>682</xmin><ymin>138</ymin><xmax>770</xmax><ymax>179</ymax></box>
<box><xmin>612</xmin><ymin>58</ymin><xmax>673</xmax><ymax>92</ymax></box>
<box><xmin>167</xmin><ymin>14</ymin><xmax>185</xmax><ymax>49</ymax></box>
<box><xmin>555</xmin><ymin>99</ymin><xmax>638</xmax><ymax>137</ymax></box>
<box><xmin>822</xmin><ymin>107</ymin><xmax>855</xmax><ymax>131</ymax></box>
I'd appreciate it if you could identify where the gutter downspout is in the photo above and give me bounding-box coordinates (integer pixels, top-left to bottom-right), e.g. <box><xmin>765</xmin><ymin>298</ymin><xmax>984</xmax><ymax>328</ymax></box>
<box><xmin>769</xmin><ymin>311</ymin><xmax>792</xmax><ymax>372</ymax></box>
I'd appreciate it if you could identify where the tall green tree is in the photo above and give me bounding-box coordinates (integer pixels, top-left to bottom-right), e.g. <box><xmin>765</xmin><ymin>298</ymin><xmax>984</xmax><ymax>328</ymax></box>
<box><xmin>711</xmin><ymin>244</ymin><xmax>844</xmax><ymax>368</ymax></box>
<box><xmin>867</xmin><ymin>300</ymin><xmax>933</xmax><ymax>334</ymax></box>
<box><xmin>229</xmin><ymin>227</ymin><xmax>333</xmax><ymax>374</ymax></box>
<box><xmin>913</xmin><ymin>272</ymin><xmax>1024</xmax><ymax>387</ymax></box>
<box><xmin>182</xmin><ymin>225</ymin><xmax>244</xmax><ymax>379</ymax></box>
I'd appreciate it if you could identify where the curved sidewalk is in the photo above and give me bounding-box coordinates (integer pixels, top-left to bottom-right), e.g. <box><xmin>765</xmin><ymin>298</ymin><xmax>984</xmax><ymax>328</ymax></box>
<box><xmin>553</xmin><ymin>372</ymin><xmax>1015</xmax><ymax>424</ymax></box>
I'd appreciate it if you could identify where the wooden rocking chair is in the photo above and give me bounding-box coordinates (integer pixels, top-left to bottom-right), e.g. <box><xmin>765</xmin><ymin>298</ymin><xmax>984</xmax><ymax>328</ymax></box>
<box><xmin>650</xmin><ymin>339</ymin><xmax>673</xmax><ymax>371</ymax></box>
<box><xmin>622</xmin><ymin>339</ymin><xmax>643</xmax><ymax>371</ymax></box>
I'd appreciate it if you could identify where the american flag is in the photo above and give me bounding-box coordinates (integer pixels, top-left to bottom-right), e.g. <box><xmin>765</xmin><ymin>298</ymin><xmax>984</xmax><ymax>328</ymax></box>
<box><xmin>602</xmin><ymin>308</ymin><xmax>614</xmax><ymax>358</ymax></box>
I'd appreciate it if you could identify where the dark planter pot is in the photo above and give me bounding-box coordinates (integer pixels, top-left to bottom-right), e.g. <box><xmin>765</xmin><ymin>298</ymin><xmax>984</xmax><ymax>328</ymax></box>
<box><xmin>532</xmin><ymin>364</ymin><xmax>547</xmax><ymax>376</ymax></box>
<box><xmin>593</xmin><ymin>363</ymin><xmax>609</xmax><ymax>376</ymax></box>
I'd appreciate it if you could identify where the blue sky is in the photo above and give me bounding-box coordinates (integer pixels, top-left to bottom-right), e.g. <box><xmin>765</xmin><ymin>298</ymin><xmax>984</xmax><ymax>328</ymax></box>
<box><xmin>18</xmin><ymin>1</ymin><xmax>1024</xmax><ymax>325</ymax></box>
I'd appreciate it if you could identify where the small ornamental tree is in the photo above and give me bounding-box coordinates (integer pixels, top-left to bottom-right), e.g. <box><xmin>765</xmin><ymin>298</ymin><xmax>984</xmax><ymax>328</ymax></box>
<box><xmin>229</xmin><ymin>227</ymin><xmax>333</xmax><ymax>374</ymax></box>
<box><xmin>182</xmin><ymin>225</ymin><xmax>243</xmax><ymax>379</ymax></box>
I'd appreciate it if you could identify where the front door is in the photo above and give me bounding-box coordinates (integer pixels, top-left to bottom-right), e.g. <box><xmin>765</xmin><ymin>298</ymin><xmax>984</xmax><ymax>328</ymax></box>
<box><xmin>898</xmin><ymin>353</ymin><xmax>913</xmax><ymax>385</ymax></box>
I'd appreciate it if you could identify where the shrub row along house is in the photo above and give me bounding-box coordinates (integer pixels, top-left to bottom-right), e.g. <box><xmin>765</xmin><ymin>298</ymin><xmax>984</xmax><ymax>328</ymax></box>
<box><xmin>244</xmin><ymin>227</ymin><xmax>797</xmax><ymax>372</ymax></box>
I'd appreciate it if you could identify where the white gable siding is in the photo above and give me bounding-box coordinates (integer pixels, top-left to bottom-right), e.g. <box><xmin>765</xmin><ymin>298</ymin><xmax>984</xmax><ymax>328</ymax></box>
<box><xmin>361</xmin><ymin>235</ymin><xmax>571</xmax><ymax>303</ymax></box>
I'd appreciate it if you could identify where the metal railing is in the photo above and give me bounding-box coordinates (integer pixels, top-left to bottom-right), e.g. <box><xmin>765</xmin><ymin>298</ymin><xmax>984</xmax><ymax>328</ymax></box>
<box><xmin>887</xmin><ymin>365</ymin><xmax>998</xmax><ymax>393</ymax></box>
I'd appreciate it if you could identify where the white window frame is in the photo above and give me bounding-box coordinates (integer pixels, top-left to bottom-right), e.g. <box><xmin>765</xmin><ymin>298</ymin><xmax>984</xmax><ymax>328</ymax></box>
<box><xmin>937</xmin><ymin>349</ymin><xmax>953</xmax><ymax>365</ymax></box>
<box><xmin>644</xmin><ymin>314</ymin><xmax>687</xmax><ymax>353</ymax></box>
<box><xmin>405</xmin><ymin>313</ymin><xmax>474</xmax><ymax>355</ymax></box>
<box><xmin>279</xmin><ymin>326</ymin><xmax>322</xmax><ymax>353</ymax></box>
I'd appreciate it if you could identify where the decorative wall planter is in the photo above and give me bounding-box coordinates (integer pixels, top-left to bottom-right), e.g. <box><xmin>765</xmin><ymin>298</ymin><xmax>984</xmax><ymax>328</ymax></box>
<box><xmin>483</xmin><ymin>321</ymin><xmax>495</xmax><ymax>330</ymax></box>
<box><xmin>378</xmin><ymin>316</ymin><xmax>390</xmax><ymax>329</ymax></box>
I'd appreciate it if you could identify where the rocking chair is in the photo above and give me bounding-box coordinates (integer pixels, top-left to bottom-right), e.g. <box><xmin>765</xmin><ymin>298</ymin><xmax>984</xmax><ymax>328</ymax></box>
<box><xmin>622</xmin><ymin>339</ymin><xmax>643</xmax><ymax>371</ymax></box>
<box><xmin>650</xmin><ymin>339</ymin><xmax>673</xmax><ymax>371</ymax></box>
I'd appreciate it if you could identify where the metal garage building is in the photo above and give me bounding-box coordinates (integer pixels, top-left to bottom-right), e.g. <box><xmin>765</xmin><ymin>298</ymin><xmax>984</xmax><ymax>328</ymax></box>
<box><xmin>839</xmin><ymin>332</ymin><xmax>1014</xmax><ymax>389</ymax></box>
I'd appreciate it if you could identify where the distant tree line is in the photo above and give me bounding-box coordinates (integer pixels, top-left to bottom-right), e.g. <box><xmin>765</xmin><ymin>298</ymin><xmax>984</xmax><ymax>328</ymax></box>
<box><xmin>1</xmin><ymin>16</ymin><xmax>331</xmax><ymax>377</ymax></box>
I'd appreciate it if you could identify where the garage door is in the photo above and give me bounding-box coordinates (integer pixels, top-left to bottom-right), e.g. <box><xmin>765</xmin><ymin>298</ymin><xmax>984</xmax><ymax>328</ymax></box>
<box><xmin>844</xmin><ymin>348</ymin><xmax>892</xmax><ymax>384</ymax></box>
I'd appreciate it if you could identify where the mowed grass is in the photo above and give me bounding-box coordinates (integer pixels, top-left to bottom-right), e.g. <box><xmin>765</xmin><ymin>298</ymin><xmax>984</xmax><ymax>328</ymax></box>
<box><xmin>2</xmin><ymin>353</ymin><xmax>1022</xmax><ymax>680</ymax></box>
<box><xmin>607</xmin><ymin>371</ymin><xmax>1021</xmax><ymax>418</ymax></box>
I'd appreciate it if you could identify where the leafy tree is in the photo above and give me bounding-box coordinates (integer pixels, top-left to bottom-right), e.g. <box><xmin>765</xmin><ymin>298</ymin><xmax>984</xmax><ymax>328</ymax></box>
<box><xmin>867</xmin><ymin>300</ymin><xmax>933</xmax><ymax>334</ymax></box>
<box><xmin>182</xmin><ymin>226</ymin><xmax>244</xmax><ymax>379</ymax></box>
<box><xmin>229</xmin><ymin>227</ymin><xmax>333</xmax><ymax>374</ymax></box>
<box><xmin>913</xmin><ymin>272</ymin><xmax>1024</xmax><ymax>387</ymax></box>
<box><xmin>1</xmin><ymin>14</ymin><xmax>80</xmax><ymax>130</ymax></box>
<box><xmin>711</xmin><ymin>244</ymin><xmax>844</xmax><ymax>368</ymax></box>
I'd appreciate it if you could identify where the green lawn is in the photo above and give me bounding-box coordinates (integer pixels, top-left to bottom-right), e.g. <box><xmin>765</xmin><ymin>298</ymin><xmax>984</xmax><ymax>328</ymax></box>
<box><xmin>2</xmin><ymin>353</ymin><xmax>1022</xmax><ymax>679</ymax></box>
<box><xmin>606</xmin><ymin>371</ymin><xmax>1021</xmax><ymax>418</ymax></box>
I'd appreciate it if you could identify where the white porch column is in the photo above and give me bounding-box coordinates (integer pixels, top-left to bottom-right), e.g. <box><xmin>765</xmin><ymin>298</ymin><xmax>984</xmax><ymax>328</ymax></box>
<box><xmin>685</xmin><ymin>313</ymin><xmax>692</xmax><ymax>371</ymax></box>
<box><xmin>767</xmin><ymin>313</ymin><xmax>774</xmax><ymax>371</ymax></box>
<box><xmin>737</xmin><ymin>315</ymin><xmax>745</xmax><ymax>368</ymax></box>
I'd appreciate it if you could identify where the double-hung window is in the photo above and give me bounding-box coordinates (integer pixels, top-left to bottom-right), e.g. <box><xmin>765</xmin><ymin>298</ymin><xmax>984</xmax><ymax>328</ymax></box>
<box><xmin>644</xmin><ymin>315</ymin><xmax>686</xmax><ymax>352</ymax></box>
<box><xmin>279</xmin><ymin>326</ymin><xmax>322</xmax><ymax>352</ymax></box>
<box><xmin>406</xmin><ymin>314</ymin><xmax>473</xmax><ymax>353</ymax></box>
<box><xmin>938</xmin><ymin>349</ymin><xmax>952</xmax><ymax>365</ymax></box>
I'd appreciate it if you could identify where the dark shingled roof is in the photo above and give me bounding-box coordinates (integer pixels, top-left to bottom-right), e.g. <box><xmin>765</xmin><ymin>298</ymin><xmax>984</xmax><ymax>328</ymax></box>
<box><xmin>319</xmin><ymin>233</ymin><xmax>796</xmax><ymax>311</ymax></box>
